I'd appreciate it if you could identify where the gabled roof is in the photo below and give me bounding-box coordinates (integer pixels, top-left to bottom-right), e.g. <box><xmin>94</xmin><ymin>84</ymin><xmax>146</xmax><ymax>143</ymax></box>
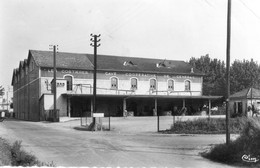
<box><xmin>11</xmin><ymin>69</ymin><xmax>16</xmax><ymax>86</ymax></box>
<box><xmin>29</xmin><ymin>50</ymin><xmax>93</xmax><ymax>70</ymax></box>
<box><xmin>11</xmin><ymin>68</ymin><xmax>19</xmax><ymax>86</ymax></box>
<box><xmin>12</xmin><ymin>50</ymin><xmax>205</xmax><ymax>86</ymax></box>
<box><xmin>29</xmin><ymin>50</ymin><xmax>203</xmax><ymax>76</ymax></box>
<box><xmin>19</xmin><ymin>60</ymin><xmax>24</xmax><ymax>70</ymax></box>
<box><xmin>23</xmin><ymin>59</ymin><xmax>28</xmax><ymax>67</ymax></box>
<box><xmin>230</xmin><ymin>87</ymin><xmax>260</xmax><ymax>99</ymax></box>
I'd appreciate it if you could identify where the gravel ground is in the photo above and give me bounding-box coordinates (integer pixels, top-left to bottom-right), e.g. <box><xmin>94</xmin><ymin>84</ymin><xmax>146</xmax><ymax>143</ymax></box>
<box><xmin>0</xmin><ymin>117</ymin><xmax>238</xmax><ymax>167</ymax></box>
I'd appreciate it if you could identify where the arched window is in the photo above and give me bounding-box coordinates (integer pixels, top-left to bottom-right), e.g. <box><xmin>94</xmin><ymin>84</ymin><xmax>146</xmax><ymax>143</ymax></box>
<box><xmin>185</xmin><ymin>80</ymin><xmax>191</xmax><ymax>91</ymax></box>
<box><xmin>168</xmin><ymin>80</ymin><xmax>174</xmax><ymax>90</ymax></box>
<box><xmin>131</xmin><ymin>78</ymin><xmax>138</xmax><ymax>90</ymax></box>
<box><xmin>111</xmin><ymin>77</ymin><xmax>118</xmax><ymax>90</ymax></box>
<box><xmin>150</xmin><ymin>79</ymin><xmax>157</xmax><ymax>90</ymax></box>
<box><xmin>64</xmin><ymin>75</ymin><xmax>73</xmax><ymax>90</ymax></box>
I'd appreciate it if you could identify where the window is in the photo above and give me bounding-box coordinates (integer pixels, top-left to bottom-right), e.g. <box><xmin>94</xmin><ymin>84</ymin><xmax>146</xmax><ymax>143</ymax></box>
<box><xmin>150</xmin><ymin>79</ymin><xmax>157</xmax><ymax>90</ymax></box>
<box><xmin>168</xmin><ymin>80</ymin><xmax>174</xmax><ymax>90</ymax></box>
<box><xmin>111</xmin><ymin>77</ymin><xmax>118</xmax><ymax>89</ymax></box>
<box><xmin>65</xmin><ymin>76</ymin><xmax>73</xmax><ymax>90</ymax></box>
<box><xmin>131</xmin><ymin>78</ymin><xmax>137</xmax><ymax>90</ymax></box>
<box><xmin>123</xmin><ymin>61</ymin><xmax>136</xmax><ymax>66</ymax></box>
<box><xmin>185</xmin><ymin>80</ymin><xmax>191</xmax><ymax>91</ymax></box>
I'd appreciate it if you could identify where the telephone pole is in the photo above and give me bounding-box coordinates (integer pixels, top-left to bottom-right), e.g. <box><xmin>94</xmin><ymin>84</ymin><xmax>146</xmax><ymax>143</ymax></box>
<box><xmin>90</xmin><ymin>34</ymin><xmax>101</xmax><ymax>127</ymax></box>
<box><xmin>49</xmin><ymin>45</ymin><xmax>59</xmax><ymax>122</ymax></box>
<box><xmin>226</xmin><ymin>0</ymin><xmax>231</xmax><ymax>145</ymax></box>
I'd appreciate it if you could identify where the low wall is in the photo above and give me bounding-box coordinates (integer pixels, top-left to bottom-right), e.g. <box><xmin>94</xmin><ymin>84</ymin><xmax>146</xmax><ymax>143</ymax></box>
<box><xmin>173</xmin><ymin>115</ymin><xmax>225</xmax><ymax>122</ymax></box>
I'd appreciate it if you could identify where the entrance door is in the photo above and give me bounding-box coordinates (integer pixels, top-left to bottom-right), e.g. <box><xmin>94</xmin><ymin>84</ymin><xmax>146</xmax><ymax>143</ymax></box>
<box><xmin>238</xmin><ymin>102</ymin><xmax>243</xmax><ymax>115</ymax></box>
<box><xmin>70</xmin><ymin>97</ymin><xmax>90</xmax><ymax>117</ymax></box>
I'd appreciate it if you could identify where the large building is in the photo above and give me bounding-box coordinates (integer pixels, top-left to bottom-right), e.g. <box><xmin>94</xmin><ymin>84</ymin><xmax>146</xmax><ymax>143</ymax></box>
<box><xmin>11</xmin><ymin>50</ymin><xmax>221</xmax><ymax>121</ymax></box>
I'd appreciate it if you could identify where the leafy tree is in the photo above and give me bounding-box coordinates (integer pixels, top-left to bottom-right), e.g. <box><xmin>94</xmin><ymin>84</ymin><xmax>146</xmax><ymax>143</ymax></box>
<box><xmin>230</xmin><ymin>59</ymin><xmax>260</xmax><ymax>94</ymax></box>
<box><xmin>189</xmin><ymin>55</ymin><xmax>260</xmax><ymax>96</ymax></box>
<box><xmin>189</xmin><ymin>54</ymin><xmax>226</xmax><ymax>96</ymax></box>
<box><xmin>0</xmin><ymin>85</ymin><xmax>4</xmax><ymax>97</ymax></box>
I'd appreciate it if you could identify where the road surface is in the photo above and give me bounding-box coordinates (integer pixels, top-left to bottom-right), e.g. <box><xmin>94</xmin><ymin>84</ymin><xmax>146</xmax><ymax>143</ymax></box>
<box><xmin>0</xmin><ymin>117</ymin><xmax>236</xmax><ymax>167</ymax></box>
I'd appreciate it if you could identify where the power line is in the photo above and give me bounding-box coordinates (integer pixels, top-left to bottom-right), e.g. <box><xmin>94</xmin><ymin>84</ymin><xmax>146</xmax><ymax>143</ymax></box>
<box><xmin>202</xmin><ymin>0</ymin><xmax>214</xmax><ymax>8</ymax></box>
<box><xmin>239</xmin><ymin>0</ymin><xmax>260</xmax><ymax>20</ymax></box>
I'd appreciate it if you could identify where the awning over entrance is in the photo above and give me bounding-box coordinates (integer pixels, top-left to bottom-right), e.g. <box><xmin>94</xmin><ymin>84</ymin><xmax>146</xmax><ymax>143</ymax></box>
<box><xmin>62</xmin><ymin>93</ymin><xmax>222</xmax><ymax>100</ymax></box>
<box><xmin>62</xmin><ymin>93</ymin><xmax>223</xmax><ymax>117</ymax></box>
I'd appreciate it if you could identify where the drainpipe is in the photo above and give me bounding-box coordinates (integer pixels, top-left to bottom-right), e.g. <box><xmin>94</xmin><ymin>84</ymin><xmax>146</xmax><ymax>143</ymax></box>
<box><xmin>208</xmin><ymin>99</ymin><xmax>211</xmax><ymax>119</ymax></box>
<box><xmin>123</xmin><ymin>98</ymin><xmax>126</xmax><ymax>117</ymax></box>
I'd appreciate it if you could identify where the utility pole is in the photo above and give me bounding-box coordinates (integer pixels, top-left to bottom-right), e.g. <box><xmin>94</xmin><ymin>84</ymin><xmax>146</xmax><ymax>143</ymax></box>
<box><xmin>49</xmin><ymin>45</ymin><xmax>59</xmax><ymax>122</ymax></box>
<box><xmin>90</xmin><ymin>34</ymin><xmax>101</xmax><ymax>127</ymax></box>
<box><xmin>226</xmin><ymin>0</ymin><xmax>231</xmax><ymax>145</ymax></box>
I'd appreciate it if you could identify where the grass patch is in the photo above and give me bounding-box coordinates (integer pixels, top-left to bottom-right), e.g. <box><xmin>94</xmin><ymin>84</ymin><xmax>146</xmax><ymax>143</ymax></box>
<box><xmin>202</xmin><ymin>117</ymin><xmax>260</xmax><ymax>167</ymax></box>
<box><xmin>166</xmin><ymin>117</ymin><xmax>246</xmax><ymax>134</ymax></box>
<box><xmin>0</xmin><ymin>138</ymin><xmax>55</xmax><ymax>167</ymax></box>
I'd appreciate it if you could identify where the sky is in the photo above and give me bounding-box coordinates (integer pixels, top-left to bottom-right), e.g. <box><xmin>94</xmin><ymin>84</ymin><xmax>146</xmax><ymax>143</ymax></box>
<box><xmin>1</xmin><ymin>0</ymin><xmax>260</xmax><ymax>92</ymax></box>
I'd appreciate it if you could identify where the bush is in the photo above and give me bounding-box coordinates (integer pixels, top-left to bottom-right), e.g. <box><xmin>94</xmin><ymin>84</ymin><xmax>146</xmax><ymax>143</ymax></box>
<box><xmin>202</xmin><ymin>117</ymin><xmax>260</xmax><ymax>166</ymax></box>
<box><xmin>10</xmin><ymin>140</ymin><xmax>39</xmax><ymax>166</ymax></box>
<box><xmin>168</xmin><ymin>117</ymin><xmax>246</xmax><ymax>134</ymax></box>
<box><xmin>0</xmin><ymin>138</ymin><xmax>55</xmax><ymax>167</ymax></box>
<box><xmin>0</xmin><ymin>138</ymin><xmax>12</xmax><ymax>166</ymax></box>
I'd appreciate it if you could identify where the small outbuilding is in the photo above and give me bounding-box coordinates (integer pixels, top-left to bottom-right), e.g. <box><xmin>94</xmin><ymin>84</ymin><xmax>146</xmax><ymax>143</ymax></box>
<box><xmin>229</xmin><ymin>87</ymin><xmax>260</xmax><ymax>117</ymax></box>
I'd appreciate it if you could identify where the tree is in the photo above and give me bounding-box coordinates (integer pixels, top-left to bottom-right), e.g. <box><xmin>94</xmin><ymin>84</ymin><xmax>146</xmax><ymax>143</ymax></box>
<box><xmin>189</xmin><ymin>54</ymin><xmax>226</xmax><ymax>96</ymax></box>
<box><xmin>189</xmin><ymin>55</ymin><xmax>260</xmax><ymax>96</ymax></box>
<box><xmin>0</xmin><ymin>85</ymin><xmax>4</xmax><ymax>97</ymax></box>
<box><xmin>230</xmin><ymin>59</ymin><xmax>260</xmax><ymax>94</ymax></box>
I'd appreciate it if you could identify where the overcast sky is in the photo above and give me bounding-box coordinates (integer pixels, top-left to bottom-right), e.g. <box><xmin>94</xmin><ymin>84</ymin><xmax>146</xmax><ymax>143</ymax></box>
<box><xmin>1</xmin><ymin>0</ymin><xmax>260</xmax><ymax>90</ymax></box>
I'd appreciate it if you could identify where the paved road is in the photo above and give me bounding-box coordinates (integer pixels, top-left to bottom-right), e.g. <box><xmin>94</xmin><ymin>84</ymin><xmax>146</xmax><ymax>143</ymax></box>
<box><xmin>0</xmin><ymin>118</ymin><xmax>236</xmax><ymax>167</ymax></box>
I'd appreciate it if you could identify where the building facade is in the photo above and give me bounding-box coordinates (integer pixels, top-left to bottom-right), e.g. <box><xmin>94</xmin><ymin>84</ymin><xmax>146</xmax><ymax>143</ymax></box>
<box><xmin>12</xmin><ymin>50</ymin><xmax>221</xmax><ymax>121</ymax></box>
<box><xmin>230</xmin><ymin>87</ymin><xmax>260</xmax><ymax>117</ymax></box>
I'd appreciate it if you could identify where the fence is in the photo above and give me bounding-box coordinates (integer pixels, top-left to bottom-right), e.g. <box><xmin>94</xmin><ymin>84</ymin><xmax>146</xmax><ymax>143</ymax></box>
<box><xmin>80</xmin><ymin>111</ymin><xmax>111</xmax><ymax>130</ymax></box>
<box><xmin>45</xmin><ymin>109</ymin><xmax>60</xmax><ymax>122</ymax></box>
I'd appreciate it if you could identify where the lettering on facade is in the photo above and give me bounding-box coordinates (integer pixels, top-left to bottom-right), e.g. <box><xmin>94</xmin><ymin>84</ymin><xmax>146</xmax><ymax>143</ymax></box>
<box><xmin>125</xmin><ymin>73</ymin><xmax>156</xmax><ymax>77</ymax></box>
<box><xmin>61</xmin><ymin>70</ymin><xmax>89</xmax><ymax>74</ymax></box>
<box><xmin>104</xmin><ymin>72</ymin><xmax>197</xmax><ymax>79</ymax></box>
<box><xmin>176</xmin><ymin>75</ymin><xmax>195</xmax><ymax>79</ymax></box>
<box><xmin>105</xmin><ymin>72</ymin><xmax>117</xmax><ymax>75</ymax></box>
<box><xmin>43</xmin><ymin>68</ymin><xmax>89</xmax><ymax>74</ymax></box>
<box><xmin>164</xmin><ymin>75</ymin><xmax>195</xmax><ymax>79</ymax></box>
<box><xmin>105</xmin><ymin>72</ymin><xmax>156</xmax><ymax>77</ymax></box>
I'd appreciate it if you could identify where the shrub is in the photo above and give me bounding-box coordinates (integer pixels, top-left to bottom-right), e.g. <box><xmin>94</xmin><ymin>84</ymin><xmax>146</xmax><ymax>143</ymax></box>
<box><xmin>0</xmin><ymin>138</ymin><xmax>12</xmax><ymax>166</ymax></box>
<box><xmin>0</xmin><ymin>138</ymin><xmax>55</xmax><ymax>167</ymax></box>
<box><xmin>10</xmin><ymin>140</ymin><xmax>39</xmax><ymax>166</ymax></box>
<box><xmin>202</xmin><ymin>117</ymin><xmax>260</xmax><ymax>166</ymax></box>
<box><xmin>169</xmin><ymin>117</ymin><xmax>245</xmax><ymax>134</ymax></box>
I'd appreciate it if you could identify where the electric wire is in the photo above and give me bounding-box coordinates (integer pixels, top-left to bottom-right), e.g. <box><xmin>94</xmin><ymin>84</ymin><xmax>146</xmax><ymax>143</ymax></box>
<box><xmin>239</xmin><ymin>0</ymin><xmax>260</xmax><ymax>20</ymax></box>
